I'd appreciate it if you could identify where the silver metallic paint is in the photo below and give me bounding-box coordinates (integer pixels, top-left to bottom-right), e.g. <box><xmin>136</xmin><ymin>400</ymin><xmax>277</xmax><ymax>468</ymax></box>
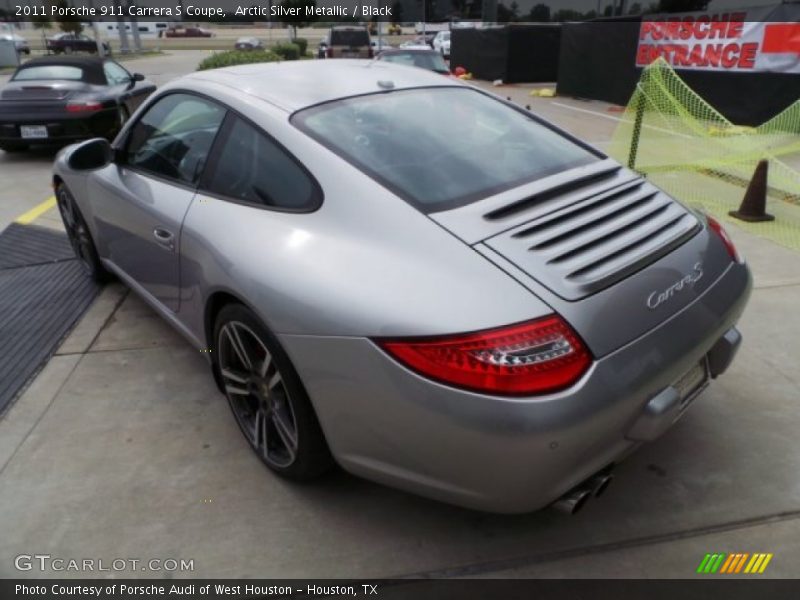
<box><xmin>53</xmin><ymin>61</ymin><xmax>751</xmax><ymax>513</ymax></box>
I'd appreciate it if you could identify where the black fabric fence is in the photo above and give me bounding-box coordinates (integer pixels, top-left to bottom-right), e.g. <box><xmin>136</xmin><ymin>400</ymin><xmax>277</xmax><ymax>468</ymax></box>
<box><xmin>557</xmin><ymin>15</ymin><xmax>800</xmax><ymax>126</ymax></box>
<box><xmin>451</xmin><ymin>25</ymin><xmax>561</xmax><ymax>84</ymax></box>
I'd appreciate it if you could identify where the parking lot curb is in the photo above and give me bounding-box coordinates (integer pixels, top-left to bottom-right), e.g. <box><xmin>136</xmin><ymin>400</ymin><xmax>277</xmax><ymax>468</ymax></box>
<box><xmin>56</xmin><ymin>283</ymin><xmax>128</xmax><ymax>356</ymax></box>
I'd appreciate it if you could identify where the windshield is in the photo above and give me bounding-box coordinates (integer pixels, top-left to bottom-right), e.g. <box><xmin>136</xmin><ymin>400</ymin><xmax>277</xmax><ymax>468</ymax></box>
<box><xmin>12</xmin><ymin>65</ymin><xmax>84</xmax><ymax>81</ymax></box>
<box><xmin>380</xmin><ymin>52</ymin><xmax>449</xmax><ymax>73</ymax></box>
<box><xmin>293</xmin><ymin>87</ymin><xmax>600</xmax><ymax>212</ymax></box>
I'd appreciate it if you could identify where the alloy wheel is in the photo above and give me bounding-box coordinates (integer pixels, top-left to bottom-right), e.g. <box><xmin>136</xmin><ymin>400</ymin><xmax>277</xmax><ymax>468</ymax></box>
<box><xmin>217</xmin><ymin>321</ymin><xmax>299</xmax><ymax>469</ymax></box>
<box><xmin>56</xmin><ymin>187</ymin><xmax>95</xmax><ymax>276</ymax></box>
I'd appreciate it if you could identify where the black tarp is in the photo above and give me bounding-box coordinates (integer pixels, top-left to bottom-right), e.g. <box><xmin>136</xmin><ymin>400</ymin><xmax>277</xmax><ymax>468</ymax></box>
<box><xmin>451</xmin><ymin>25</ymin><xmax>562</xmax><ymax>84</ymax></box>
<box><xmin>557</xmin><ymin>12</ymin><xmax>800</xmax><ymax>126</ymax></box>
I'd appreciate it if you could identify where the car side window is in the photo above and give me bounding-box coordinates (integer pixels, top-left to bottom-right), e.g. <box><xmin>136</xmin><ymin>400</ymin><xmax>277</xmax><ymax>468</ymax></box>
<box><xmin>124</xmin><ymin>93</ymin><xmax>226</xmax><ymax>185</ymax></box>
<box><xmin>103</xmin><ymin>61</ymin><xmax>131</xmax><ymax>86</ymax></box>
<box><xmin>202</xmin><ymin>116</ymin><xmax>319</xmax><ymax>211</ymax></box>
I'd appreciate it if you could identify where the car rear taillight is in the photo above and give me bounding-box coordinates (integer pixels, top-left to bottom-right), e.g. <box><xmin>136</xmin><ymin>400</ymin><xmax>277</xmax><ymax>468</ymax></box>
<box><xmin>706</xmin><ymin>215</ymin><xmax>742</xmax><ymax>263</ymax></box>
<box><xmin>378</xmin><ymin>316</ymin><xmax>592</xmax><ymax>396</ymax></box>
<box><xmin>66</xmin><ymin>101</ymin><xmax>103</xmax><ymax>113</ymax></box>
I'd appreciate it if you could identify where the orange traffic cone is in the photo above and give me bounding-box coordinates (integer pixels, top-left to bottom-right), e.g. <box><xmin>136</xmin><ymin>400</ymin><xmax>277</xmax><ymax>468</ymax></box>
<box><xmin>729</xmin><ymin>160</ymin><xmax>774</xmax><ymax>222</ymax></box>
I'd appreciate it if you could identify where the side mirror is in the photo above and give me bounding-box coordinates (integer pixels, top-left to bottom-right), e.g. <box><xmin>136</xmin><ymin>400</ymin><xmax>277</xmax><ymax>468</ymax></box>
<box><xmin>131</xmin><ymin>73</ymin><xmax>145</xmax><ymax>82</ymax></box>
<box><xmin>67</xmin><ymin>138</ymin><xmax>113</xmax><ymax>171</ymax></box>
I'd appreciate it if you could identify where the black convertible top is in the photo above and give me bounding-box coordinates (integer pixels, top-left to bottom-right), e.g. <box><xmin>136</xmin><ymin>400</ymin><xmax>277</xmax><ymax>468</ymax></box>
<box><xmin>15</xmin><ymin>56</ymin><xmax>106</xmax><ymax>85</ymax></box>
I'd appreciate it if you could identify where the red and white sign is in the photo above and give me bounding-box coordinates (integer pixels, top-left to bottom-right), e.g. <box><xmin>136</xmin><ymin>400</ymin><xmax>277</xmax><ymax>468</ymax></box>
<box><xmin>637</xmin><ymin>6</ymin><xmax>800</xmax><ymax>74</ymax></box>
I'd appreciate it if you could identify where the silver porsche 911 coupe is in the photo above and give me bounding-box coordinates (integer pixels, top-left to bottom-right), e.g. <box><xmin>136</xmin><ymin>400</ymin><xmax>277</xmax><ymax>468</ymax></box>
<box><xmin>53</xmin><ymin>61</ymin><xmax>751</xmax><ymax>514</ymax></box>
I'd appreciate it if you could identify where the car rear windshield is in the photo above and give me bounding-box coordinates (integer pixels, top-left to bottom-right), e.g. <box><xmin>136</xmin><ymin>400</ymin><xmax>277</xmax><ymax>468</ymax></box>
<box><xmin>381</xmin><ymin>51</ymin><xmax>449</xmax><ymax>73</ymax></box>
<box><xmin>293</xmin><ymin>87</ymin><xmax>600</xmax><ymax>212</ymax></box>
<box><xmin>330</xmin><ymin>30</ymin><xmax>369</xmax><ymax>46</ymax></box>
<box><xmin>12</xmin><ymin>65</ymin><xmax>84</xmax><ymax>81</ymax></box>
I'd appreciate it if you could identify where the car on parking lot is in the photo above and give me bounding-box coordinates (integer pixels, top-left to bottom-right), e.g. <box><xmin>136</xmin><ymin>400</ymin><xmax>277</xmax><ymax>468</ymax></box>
<box><xmin>327</xmin><ymin>26</ymin><xmax>371</xmax><ymax>58</ymax></box>
<box><xmin>164</xmin><ymin>26</ymin><xmax>214</xmax><ymax>38</ymax></box>
<box><xmin>0</xmin><ymin>32</ymin><xmax>30</xmax><ymax>55</ymax></box>
<box><xmin>234</xmin><ymin>37</ymin><xmax>263</xmax><ymax>51</ymax></box>
<box><xmin>432</xmin><ymin>30</ymin><xmax>451</xmax><ymax>58</ymax></box>
<box><xmin>46</xmin><ymin>32</ymin><xmax>110</xmax><ymax>55</ymax></box>
<box><xmin>52</xmin><ymin>60</ymin><xmax>751</xmax><ymax>514</ymax></box>
<box><xmin>0</xmin><ymin>56</ymin><xmax>154</xmax><ymax>152</ymax></box>
<box><xmin>375</xmin><ymin>48</ymin><xmax>450</xmax><ymax>75</ymax></box>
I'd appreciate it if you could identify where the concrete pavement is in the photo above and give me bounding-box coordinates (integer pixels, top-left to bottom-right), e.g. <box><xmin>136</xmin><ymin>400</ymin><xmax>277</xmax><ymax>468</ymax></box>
<box><xmin>1</xmin><ymin>55</ymin><xmax>799</xmax><ymax>580</ymax></box>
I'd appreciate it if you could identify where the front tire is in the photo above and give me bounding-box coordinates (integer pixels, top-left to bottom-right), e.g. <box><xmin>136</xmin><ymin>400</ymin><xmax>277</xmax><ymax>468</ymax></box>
<box><xmin>214</xmin><ymin>304</ymin><xmax>333</xmax><ymax>481</ymax></box>
<box><xmin>55</xmin><ymin>183</ymin><xmax>112</xmax><ymax>283</ymax></box>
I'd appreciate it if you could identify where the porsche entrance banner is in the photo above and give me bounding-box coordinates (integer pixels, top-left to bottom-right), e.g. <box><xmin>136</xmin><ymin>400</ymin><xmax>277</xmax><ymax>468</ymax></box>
<box><xmin>636</xmin><ymin>5</ymin><xmax>800</xmax><ymax>74</ymax></box>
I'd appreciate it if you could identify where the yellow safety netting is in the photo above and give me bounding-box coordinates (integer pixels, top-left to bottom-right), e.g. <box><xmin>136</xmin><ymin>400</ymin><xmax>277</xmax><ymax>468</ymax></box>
<box><xmin>606</xmin><ymin>58</ymin><xmax>800</xmax><ymax>251</ymax></box>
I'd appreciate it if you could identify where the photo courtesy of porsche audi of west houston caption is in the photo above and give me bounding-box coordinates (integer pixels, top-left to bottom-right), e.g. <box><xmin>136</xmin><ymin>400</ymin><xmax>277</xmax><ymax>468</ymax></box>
<box><xmin>14</xmin><ymin>583</ymin><xmax>374</xmax><ymax>597</ymax></box>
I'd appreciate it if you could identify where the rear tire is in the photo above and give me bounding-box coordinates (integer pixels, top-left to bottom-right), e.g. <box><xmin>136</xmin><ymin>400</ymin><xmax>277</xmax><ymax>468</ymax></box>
<box><xmin>64</xmin><ymin>46</ymin><xmax>74</xmax><ymax>54</ymax></box>
<box><xmin>55</xmin><ymin>183</ymin><xmax>113</xmax><ymax>283</ymax></box>
<box><xmin>214</xmin><ymin>303</ymin><xmax>333</xmax><ymax>481</ymax></box>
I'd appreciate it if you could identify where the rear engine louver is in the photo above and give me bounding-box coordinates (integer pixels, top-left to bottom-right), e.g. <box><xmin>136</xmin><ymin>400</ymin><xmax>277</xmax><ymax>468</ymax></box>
<box><xmin>484</xmin><ymin>169</ymin><xmax>700</xmax><ymax>301</ymax></box>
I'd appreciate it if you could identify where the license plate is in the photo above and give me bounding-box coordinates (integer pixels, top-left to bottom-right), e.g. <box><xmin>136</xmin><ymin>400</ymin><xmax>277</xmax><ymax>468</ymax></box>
<box><xmin>20</xmin><ymin>125</ymin><xmax>48</xmax><ymax>139</ymax></box>
<box><xmin>673</xmin><ymin>360</ymin><xmax>709</xmax><ymax>406</ymax></box>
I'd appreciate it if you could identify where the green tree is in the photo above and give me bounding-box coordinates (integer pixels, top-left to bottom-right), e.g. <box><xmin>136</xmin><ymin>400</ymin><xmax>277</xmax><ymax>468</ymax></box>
<box><xmin>55</xmin><ymin>1</ymin><xmax>83</xmax><ymax>35</ymax></box>
<box><xmin>552</xmin><ymin>8</ymin><xmax>584</xmax><ymax>22</ymax></box>
<box><xmin>497</xmin><ymin>1</ymin><xmax>519</xmax><ymax>22</ymax></box>
<box><xmin>276</xmin><ymin>0</ymin><xmax>317</xmax><ymax>39</ymax></box>
<box><xmin>528</xmin><ymin>3</ymin><xmax>550</xmax><ymax>22</ymax></box>
<box><xmin>31</xmin><ymin>15</ymin><xmax>53</xmax><ymax>29</ymax></box>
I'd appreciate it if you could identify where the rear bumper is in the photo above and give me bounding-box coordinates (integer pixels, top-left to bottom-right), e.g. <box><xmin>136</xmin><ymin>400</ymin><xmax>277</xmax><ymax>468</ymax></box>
<box><xmin>280</xmin><ymin>261</ymin><xmax>751</xmax><ymax>513</ymax></box>
<box><xmin>0</xmin><ymin>110</ymin><xmax>117</xmax><ymax>145</ymax></box>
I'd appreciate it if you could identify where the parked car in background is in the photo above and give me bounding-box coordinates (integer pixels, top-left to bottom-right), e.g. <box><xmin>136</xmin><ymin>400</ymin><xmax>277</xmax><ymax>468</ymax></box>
<box><xmin>0</xmin><ymin>33</ymin><xmax>30</xmax><ymax>55</ymax></box>
<box><xmin>52</xmin><ymin>61</ymin><xmax>750</xmax><ymax>514</ymax></box>
<box><xmin>0</xmin><ymin>56</ymin><xmax>154</xmax><ymax>152</ymax></box>
<box><xmin>432</xmin><ymin>30</ymin><xmax>451</xmax><ymax>58</ymax></box>
<box><xmin>412</xmin><ymin>32</ymin><xmax>438</xmax><ymax>47</ymax></box>
<box><xmin>164</xmin><ymin>26</ymin><xmax>213</xmax><ymax>38</ymax></box>
<box><xmin>375</xmin><ymin>48</ymin><xmax>450</xmax><ymax>75</ymax></box>
<box><xmin>47</xmin><ymin>33</ymin><xmax>110</xmax><ymax>55</ymax></box>
<box><xmin>327</xmin><ymin>26</ymin><xmax>371</xmax><ymax>59</ymax></box>
<box><xmin>235</xmin><ymin>37</ymin><xmax>263</xmax><ymax>51</ymax></box>
<box><xmin>398</xmin><ymin>40</ymin><xmax>433</xmax><ymax>51</ymax></box>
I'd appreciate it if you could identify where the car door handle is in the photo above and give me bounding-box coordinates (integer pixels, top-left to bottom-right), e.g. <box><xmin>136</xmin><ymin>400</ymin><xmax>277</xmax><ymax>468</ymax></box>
<box><xmin>153</xmin><ymin>227</ymin><xmax>175</xmax><ymax>251</ymax></box>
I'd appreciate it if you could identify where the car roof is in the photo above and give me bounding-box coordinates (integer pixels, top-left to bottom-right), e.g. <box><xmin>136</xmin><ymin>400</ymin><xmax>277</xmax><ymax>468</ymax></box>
<box><xmin>15</xmin><ymin>56</ymin><xmax>108</xmax><ymax>84</ymax></box>
<box><xmin>184</xmin><ymin>60</ymin><xmax>460</xmax><ymax>112</ymax></box>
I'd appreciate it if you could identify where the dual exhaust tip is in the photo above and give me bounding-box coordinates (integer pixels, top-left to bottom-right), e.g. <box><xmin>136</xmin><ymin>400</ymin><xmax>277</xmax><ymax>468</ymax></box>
<box><xmin>551</xmin><ymin>472</ymin><xmax>614</xmax><ymax>515</ymax></box>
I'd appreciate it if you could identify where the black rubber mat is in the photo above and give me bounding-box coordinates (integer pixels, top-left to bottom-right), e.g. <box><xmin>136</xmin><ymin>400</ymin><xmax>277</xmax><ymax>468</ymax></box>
<box><xmin>0</xmin><ymin>223</ymin><xmax>100</xmax><ymax>414</ymax></box>
<box><xmin>0</xmin><ymin>222</ymin><xmax>74</xmax><ymax>269</ymax></box>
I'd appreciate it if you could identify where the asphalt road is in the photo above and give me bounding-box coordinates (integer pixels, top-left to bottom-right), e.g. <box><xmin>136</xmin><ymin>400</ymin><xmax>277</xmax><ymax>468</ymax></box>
<box><xmin>1</xmin><ymin>51</ymin><xmax>799</xmax><ymax>580</ymax></box>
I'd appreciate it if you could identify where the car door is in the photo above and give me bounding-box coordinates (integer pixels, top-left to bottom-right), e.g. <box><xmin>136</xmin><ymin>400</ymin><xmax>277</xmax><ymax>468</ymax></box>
<box><xmin>103</xmin><ymin>60</ymin><xmax>149</xmax><ymax>114</ymax></box>
<box><xmin>89</xmin><ymin>92</ymin><xmax>226</xmax><ymax>311</ymax></box>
